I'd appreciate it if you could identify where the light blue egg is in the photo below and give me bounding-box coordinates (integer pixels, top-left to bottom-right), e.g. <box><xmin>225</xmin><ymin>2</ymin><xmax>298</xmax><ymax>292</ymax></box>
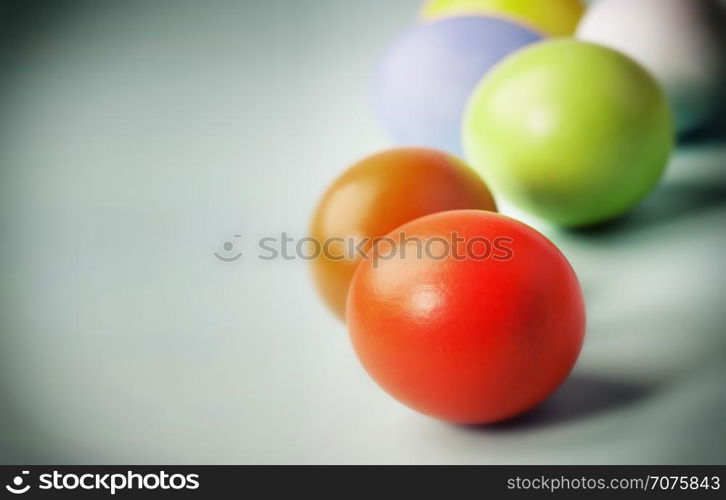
<box><xmin>374</xmin><ymin>16</ymin><xmax>542</xmax><ymax>155</ymax></box>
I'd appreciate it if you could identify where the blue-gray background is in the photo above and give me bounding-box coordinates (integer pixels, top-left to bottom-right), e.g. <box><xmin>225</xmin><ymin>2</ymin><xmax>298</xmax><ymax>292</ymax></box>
<box><xmin>0</xmin><ymin>0</ymin><xmax>725</xmax><ymax>464</ymax></box>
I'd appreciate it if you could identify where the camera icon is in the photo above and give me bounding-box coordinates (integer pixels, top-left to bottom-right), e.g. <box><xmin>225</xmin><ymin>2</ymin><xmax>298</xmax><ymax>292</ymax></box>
<box><xmin>214</xmin><ymin>234</ymin><xmax>243</xmax><ymax>262</ymax></box>
<box><xmin>5</xmin><ymin>471</ymin><xmax>30</xmax><ymax>494</ymax></box>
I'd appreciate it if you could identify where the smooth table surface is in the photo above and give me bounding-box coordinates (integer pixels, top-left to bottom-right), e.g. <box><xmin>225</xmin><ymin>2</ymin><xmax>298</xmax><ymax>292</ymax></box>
<box><xmin>0</xmin><ymin>0</ymin><xmax>724</xmax><ymax>464</ymax></box>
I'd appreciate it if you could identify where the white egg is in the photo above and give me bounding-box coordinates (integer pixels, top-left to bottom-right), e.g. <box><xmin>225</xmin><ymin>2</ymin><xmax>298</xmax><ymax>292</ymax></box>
<box><xmin>577</xmin><ymin>0</ymin><xmax>725</xmax><ymax>133</ymax></box>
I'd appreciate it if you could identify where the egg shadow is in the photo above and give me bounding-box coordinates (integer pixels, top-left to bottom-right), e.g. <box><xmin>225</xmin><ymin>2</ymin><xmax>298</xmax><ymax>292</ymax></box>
<box><xmin>597</xmin><ymin>182</ymin><xmax>726</xmax><ymax>236</ymax></box>
<box><xmin>460</xmin><ymin>374</ymin><xmax>656</xmax><ymax>433</ymax></box>
<box><xmin>555</xmin><ymin>162</ymin><xmax>726</xmax><ymax>242</ymax></box>
<box><xmin>679</xmin><ymin>116</ymin><xmax>726</xmax><ymax>146</ymax></box>
<box><xmin>544</xmin><ymin>108</ymin><xmax>726</xmax><ymax>240</ymax></box>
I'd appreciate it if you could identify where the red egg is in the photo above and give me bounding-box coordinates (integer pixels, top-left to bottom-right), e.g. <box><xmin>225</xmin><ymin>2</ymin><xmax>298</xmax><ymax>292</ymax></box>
<box><xmin>346</xmin><ymin>210</ymin><xmax>585</xmax><ymax>424</ymax></box>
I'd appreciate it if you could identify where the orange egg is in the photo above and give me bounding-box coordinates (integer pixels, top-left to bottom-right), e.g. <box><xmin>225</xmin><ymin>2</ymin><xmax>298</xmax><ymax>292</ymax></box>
<box><xmin>310</xmin><ymin>148</ymin><xmax>496</xmax><ymax>321</ymax></box>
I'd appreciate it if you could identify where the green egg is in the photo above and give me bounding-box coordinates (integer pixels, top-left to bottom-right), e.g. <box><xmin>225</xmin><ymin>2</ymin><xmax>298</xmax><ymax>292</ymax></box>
<box><xmin>463</xmin><ymin>39</ymin><xmax>674</xmax><ymax>227</ymax></box>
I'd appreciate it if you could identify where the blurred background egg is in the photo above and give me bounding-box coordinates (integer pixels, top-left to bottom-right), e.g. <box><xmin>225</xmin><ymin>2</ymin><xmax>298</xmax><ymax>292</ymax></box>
<box><xmin>577</xmin><ymin>0</ymin><xmax>726</xmax><ymax>134</ymax></box>
<box><xmin>373</xmin><ymin>16</ymin><xmax>541</xmax><ymax>154</ymax></box>
<box><xmin>420</xmin><ymin>0</ymin><xmax>586</xmax><ymax>36</ymax></box>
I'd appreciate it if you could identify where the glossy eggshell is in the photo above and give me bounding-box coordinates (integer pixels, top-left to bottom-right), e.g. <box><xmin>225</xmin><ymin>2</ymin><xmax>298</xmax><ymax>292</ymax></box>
<box><xmin>577</xmin><ymin>0</ymin><xmax>726</xmax><ymax>133</ymax></box>
<box><xmin>463</xmin><ymin>39</ymin><xmax>674</xmax><ymax>227</ymax></box>
<box><xmin>310</xmin><ymin>149</ymin><xmax>496</xmax><ymax>321</ymax></box>
<box><xmin>421</xmin><ymin>0</ymin><xmax>586</xmax><ymax>37</ymax></box>
<box><xmin>347</xmin><ymin>210</ymin><xmax>585</xmax><ymax>424</ymax></box>
<box><xmin>374</xmin><ymin>16</ymin><xmax>541</xmax><ymax>154</ymax></box>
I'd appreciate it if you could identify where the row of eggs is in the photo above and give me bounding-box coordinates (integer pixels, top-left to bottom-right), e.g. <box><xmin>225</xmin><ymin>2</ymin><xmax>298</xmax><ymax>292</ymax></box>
<box><xmin>307</xmin><ymin>0</ymin><xmax>725</xmax><ymax>424</ymax></box>
<box><xmin>377</xmin><ymin>0</ymin><xmax>725</xmax><ymax>151</ymax></box>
